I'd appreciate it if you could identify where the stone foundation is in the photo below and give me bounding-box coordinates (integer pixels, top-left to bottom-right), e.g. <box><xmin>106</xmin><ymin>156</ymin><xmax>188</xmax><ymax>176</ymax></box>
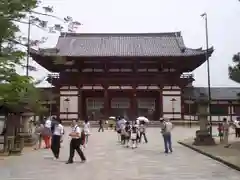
<box><xmin>193</xmin><ymin>130</ymin><xmax>216</xmax><ymax>146</ymax></box>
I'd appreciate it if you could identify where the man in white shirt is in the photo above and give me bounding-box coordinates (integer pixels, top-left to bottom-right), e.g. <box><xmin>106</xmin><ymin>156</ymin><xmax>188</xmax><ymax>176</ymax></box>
<box><xmin>234</xmin><ymin>117</ymin><xmax>240</xmax><ymax>138</ymax></box>
<box><xmin>66</xmin><ymin>120</ymin><xmax>86</xmax><ymax>164</ymax></box>
<box><xmin>160</xmin><ymin>118</ymin><xmax>173</xmax><ymax>153</ymax></box>
<box><xmin>51</xmin><ymin>119</ymin><xmax>64</xmax><ymax>159</ymax></box>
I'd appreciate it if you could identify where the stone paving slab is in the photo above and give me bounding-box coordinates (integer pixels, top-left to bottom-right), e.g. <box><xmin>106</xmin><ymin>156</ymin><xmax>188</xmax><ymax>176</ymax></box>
<box><xmin>0</xmin><ymin>127</ymin><xmax>240</xmax><ymax>180</ymax></box>
<box><xmin>179</xmin><ymin>135</ymin><xmax>240</xmax><ymax>172</ymax></box>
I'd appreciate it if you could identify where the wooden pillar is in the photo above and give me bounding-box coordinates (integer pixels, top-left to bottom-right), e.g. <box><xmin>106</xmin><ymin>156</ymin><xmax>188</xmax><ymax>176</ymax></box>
<box><xmin>180</xmin><ymin>87</ymin><xmax>185</xmax><ymax>120</ymax></box>
<box><xmin>78</xmin><ymin>85</ymin><xmax>83</xmax><ymax>120</ymax></box>
<box><xmin>229</xmin><ymin>101</ymin><xmax>233</xmax><ymax>122</ymax></box>
<box><xmin>159</xmin><ymin>87</ymin><xmax>163</xmax><ymax>119</ymax></box>
<box><xmin>104</xmin><ymin>88</ymin><xmax>109</xmax><ymax>119</ymax></box>
<box><xmin>131</xmin><ymin>86</ymin><xmax>137</xmax><ymax>120</ymax></box>
<box><xmin>56</xmin><ymin>84</ymin><xmax>60</xmax><ymax>120</ymax></box>
<box><xmin>154</xmin><ymin>90</ymin><xmax>160</xmax><ymax>121</ymax></box>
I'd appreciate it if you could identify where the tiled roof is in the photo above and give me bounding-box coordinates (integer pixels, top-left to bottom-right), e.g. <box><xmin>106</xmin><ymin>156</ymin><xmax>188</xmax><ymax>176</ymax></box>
<box><xmin>183</xmin><ymin>87</ymin><xmax>240</xmax><ymax>100</ymax></box>
<box><xmin>33</xmin><ymin>32</ymin><xmax>213</xmax><ymax>57</ymax></box>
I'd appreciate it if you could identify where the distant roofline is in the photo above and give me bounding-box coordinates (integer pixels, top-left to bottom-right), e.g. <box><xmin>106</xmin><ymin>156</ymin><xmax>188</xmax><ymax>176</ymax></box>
<box><xmin>60</xmin><ymin>31</ymin><xmax>182</xmax><ymax>37</ymax></box>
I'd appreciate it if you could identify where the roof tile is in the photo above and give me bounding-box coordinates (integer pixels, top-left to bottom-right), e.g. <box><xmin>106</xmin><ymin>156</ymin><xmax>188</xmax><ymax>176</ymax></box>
<box><xmin>183</xmin><ymin>87</ymin><xmax>240</xmax><ymax>100</ymax></box>
<box><xmin>36</xmin><ymin>32</ymin><xmax>212</xmax><ymax>57</ymax></box>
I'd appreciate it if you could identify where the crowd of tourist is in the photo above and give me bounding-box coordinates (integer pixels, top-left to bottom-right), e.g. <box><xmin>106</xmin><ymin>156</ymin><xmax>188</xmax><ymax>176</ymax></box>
<box><xmin>29</xmin><ymin>115</ymin><xmax>240</xmax><ymax>164</ymax></box>
<box><xmin>217</xmin><ymin>117</ymin><xmax>240</xmax><ymax>147</ymax></box>
<box><xmin>113</xmin><ymin>116</ymin><xmax>173</xmax><ymax>153</ymax></box>
<box><xmin>33</xmin><ymin>117</ymin><xmax>89</xmax><ymax>164</ymax></box>
<box><xmin>31</xmin><ymin>115</ymin><xmax>175</xmax><ymax>165</ymax></box>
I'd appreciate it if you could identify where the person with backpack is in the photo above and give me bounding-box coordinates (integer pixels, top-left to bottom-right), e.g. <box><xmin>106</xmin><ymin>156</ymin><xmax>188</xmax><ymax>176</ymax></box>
<box><xmin>130</xmin><ymin>122</ymin><xmax>138</xmax><ymax>149</ymax></box>
<box><xmin>124</xmin><ymin>121</ymin><xmax>131</xmax><ymax>147</ymax></box>
<box><xmin>98</xmin><ymin>119</ymin><xmax>104</xmax><ymax>132</ymax></box>
<box><xmin>66</xmin><ymin>120</ymin><xmax>86</xmax><ymax>164</ymax></box>
<box><xmin>160</xmin><ymin>118</ymin><xmax>173</xmax><ymax>153</ymax></box>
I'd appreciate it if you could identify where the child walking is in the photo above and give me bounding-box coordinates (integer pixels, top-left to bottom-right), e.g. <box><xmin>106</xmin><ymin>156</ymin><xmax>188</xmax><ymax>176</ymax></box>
<box><xmin>217</xmin><ymin>122</ymin><xmax>224</xmax><ymax>142</ymax></box>
<box><xmin>130</xmin><ymin>123</ymin><xmax>138</xmax><ymax>149</ymax></box>
<box><xmin>124</xmin><ymin>121</ymin><xmax>131</xmax><ymax>147</ymax></box>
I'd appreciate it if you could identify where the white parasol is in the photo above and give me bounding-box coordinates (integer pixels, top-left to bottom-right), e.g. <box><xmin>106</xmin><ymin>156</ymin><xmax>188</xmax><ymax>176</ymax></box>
<box><xmin>137</xmin><ymin>116</ymin><xmax>149</xmax><ymax>123</ymax></box>
<box><xmin>109</xmin><ymin>116</ymin><xmax>116</xmax><ymax>119</ymax></box>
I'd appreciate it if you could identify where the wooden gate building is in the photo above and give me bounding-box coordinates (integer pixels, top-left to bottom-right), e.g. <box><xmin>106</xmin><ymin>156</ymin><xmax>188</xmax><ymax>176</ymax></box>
<box><xmin>30</xmin><ymin>32</ymin><xmax>213</xmax><ymax>122</ymax></box>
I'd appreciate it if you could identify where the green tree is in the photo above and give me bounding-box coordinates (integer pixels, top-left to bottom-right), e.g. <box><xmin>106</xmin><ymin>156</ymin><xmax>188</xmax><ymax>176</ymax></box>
<box><xmin>228</xmin><ymin>53</ymin><xmax>240</xmax><ymax>84</ymax></box>
<box><xmin>0</xmin><ymin>0</ymin><xmax>81</xmax><ymax>114</ymax></box>
<box><xmin>0</xmin><ymin>0</ymin><xmax>46</xmax><ymax>113</ymax></box>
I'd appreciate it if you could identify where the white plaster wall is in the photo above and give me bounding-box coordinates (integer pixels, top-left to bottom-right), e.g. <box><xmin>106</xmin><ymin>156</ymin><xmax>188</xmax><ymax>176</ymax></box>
<box><xmin>162</xmin><ymin>96</ymin><xmax>181</xmax><ymax>113</ymax></box>
<box><xmin>60</xmin><ymin>114</ymin><xmax>78</xmax><ymax>119</ymax></box>
<box><xmin>232</xmin><ymin>116</ymin><xmax>239</xmax><ymax>120</ymax></box>
<box><xmin>163</xmin><ymin>114</ymin><xmax>181</xmax><ymax>119</ymax></box>
<box><xmin>0</xmin><ymin>116</ymin><xmax>5</xmax><ymax>134</ymax></box>
<box><xmin>162</xmin><ymin>91</ymin><xmax>181</xmax><ymax>95</ymax></box>
<box><xmin>163</xmin><ymin>86</ymin><xmax>180</xmax><ymax>90</ymax></box>
<box><xmin>207</xmin><ymin>116</ymin><xmax>231</xmax><ymax>121</ymax></box>
<box><xmin>184</xmin><ymin>115</ymin><xmax>233</xmax><ymax>122</ymax></box>
<box><xmin>60</xmin><ymin>91</ymin><xmax>78</xmax><ymax>95</ymax></box>
<box><xmin>60</xmin><ymin>96</ymin><xmax>78</xmax><ymax>113</ymax></box>
<box><xmin>183</xmin><ymin>115</ymin><xmax>198</xmax><ymax>120</ymax></box>
<box><xmin>60</xmin><ymin>86</ymin><xmax>78</xmax><ymax>90</ymax></box>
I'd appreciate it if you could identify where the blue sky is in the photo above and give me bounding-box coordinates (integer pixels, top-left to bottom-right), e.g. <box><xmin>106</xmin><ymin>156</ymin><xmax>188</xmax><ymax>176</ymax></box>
<box><xmin>19</xmin><ymin>0</ymin><xmax>240</xmax><ymax>87</ymax></box>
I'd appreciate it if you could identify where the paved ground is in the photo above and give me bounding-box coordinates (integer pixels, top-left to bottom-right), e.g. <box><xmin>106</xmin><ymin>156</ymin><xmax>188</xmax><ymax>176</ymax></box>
<box><xmin>179</xmin><ymin>129</ymin><xmax>240</xmax><ymax>171</ymax></box>
<box><xmin>0</xmin><ymin>127</ymin><xmax>240</xmax><ymax>180</ymax></box>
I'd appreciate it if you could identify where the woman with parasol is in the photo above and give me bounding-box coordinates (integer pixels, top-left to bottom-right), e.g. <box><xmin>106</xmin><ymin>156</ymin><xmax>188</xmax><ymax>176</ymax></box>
<box><xmin>137</xmin><ymin>116</ymin><xmax>149</xmax><ymax>143</ymax></box>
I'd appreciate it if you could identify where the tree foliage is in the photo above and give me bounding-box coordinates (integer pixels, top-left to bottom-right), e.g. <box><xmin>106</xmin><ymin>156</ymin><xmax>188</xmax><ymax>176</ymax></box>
<box><xmin>229</xmin><ymin>53</ymin><xmax>240</xmax><ymax>84</ymax></box>
<box><xmin>229</xmin><ymin>1</ymin><xmax>240</xmax><ymax>84</ymax></box>
<box><xmin>0</xmin><ymin>0</ymin><xmax>81</xmax><ymax>114</ymax></box>
<box><xmin>0</xmin><ymin>0</ymin><xmax>70</xmax><ymax>112</ymax></box>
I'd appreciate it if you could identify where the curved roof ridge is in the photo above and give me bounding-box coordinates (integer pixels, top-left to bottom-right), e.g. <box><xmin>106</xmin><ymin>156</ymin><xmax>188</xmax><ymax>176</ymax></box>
<box><xmin>60</xmin><ymin>31</ymin><xmax>182</xmax><ymax>37</ymax></box>
<box><xmin>186</xmin><ymin>47</ymin><xmax>203</xmax><ymax>51</ymax></box>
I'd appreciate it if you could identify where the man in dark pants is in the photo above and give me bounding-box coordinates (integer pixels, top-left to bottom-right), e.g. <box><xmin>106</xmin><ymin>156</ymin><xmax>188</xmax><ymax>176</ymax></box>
<box><xmin>66</xmin><ymin>120</ymin><xmax>86</xmax><ymax>164</ymax></box>
<box><xmin>98</xmin><ymin>119</ymin><xmax>104</xmax><ymax>132</ymax></box>
<box><xmin>51</xmin><ymin>119</ymin><xmax>64</xmax><ymax>160</ymax></box>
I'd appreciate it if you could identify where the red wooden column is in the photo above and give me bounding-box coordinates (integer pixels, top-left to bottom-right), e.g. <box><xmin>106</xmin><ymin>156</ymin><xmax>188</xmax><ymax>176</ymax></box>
<box><xmin>154</xmin><ymin>89</ymin><xmax>160</xmax><ymax>121</ymax></box>
<box><xmin>56</xmin><ymin>84</ymin><xmax>60</xmax><ymax>120</ymax></box>
<box><xmin>130</xmin><ymin>85</ymin><xmax>137</xmax><ymax>120</ymax></box>
<box><xmin>78</xmin><ymin>85</ymin><xmax>83</xmax><ymax>120</ymax></box>
<box><xmin>104</xmin><ymin>87</ymin><xmax>109</xmax><ymax>119</ymax></box>
<box><xmin>180</xmin><ymin>86</ymin><xmax>185</xmax><ymax>120</ymax></box>
<box><xmin>159</xmin><ymin>87</ymin><xmax>163</xmax><ymax>119</ymax></box>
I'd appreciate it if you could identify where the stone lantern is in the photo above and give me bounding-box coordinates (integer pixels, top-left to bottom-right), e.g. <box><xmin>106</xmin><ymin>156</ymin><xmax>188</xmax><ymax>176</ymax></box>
<box><xmin>193</xmin><ymin>93</ymin><xmax>216</xmax><ymax>146</ymax></box>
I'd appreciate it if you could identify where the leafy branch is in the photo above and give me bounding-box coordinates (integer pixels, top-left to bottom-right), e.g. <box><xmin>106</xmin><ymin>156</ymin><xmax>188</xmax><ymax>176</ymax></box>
<box><xmin>229</xmin><ymin>53</ymin><xmax>240</xmax><ymax>84</ymax></box>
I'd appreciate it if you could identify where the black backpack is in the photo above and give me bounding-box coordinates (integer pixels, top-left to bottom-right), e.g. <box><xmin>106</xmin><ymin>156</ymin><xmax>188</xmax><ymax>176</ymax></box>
<box><xmin>51</xmin><ymin>121</ymin><xmax>56</xmax><ymax>133</ymax></box>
